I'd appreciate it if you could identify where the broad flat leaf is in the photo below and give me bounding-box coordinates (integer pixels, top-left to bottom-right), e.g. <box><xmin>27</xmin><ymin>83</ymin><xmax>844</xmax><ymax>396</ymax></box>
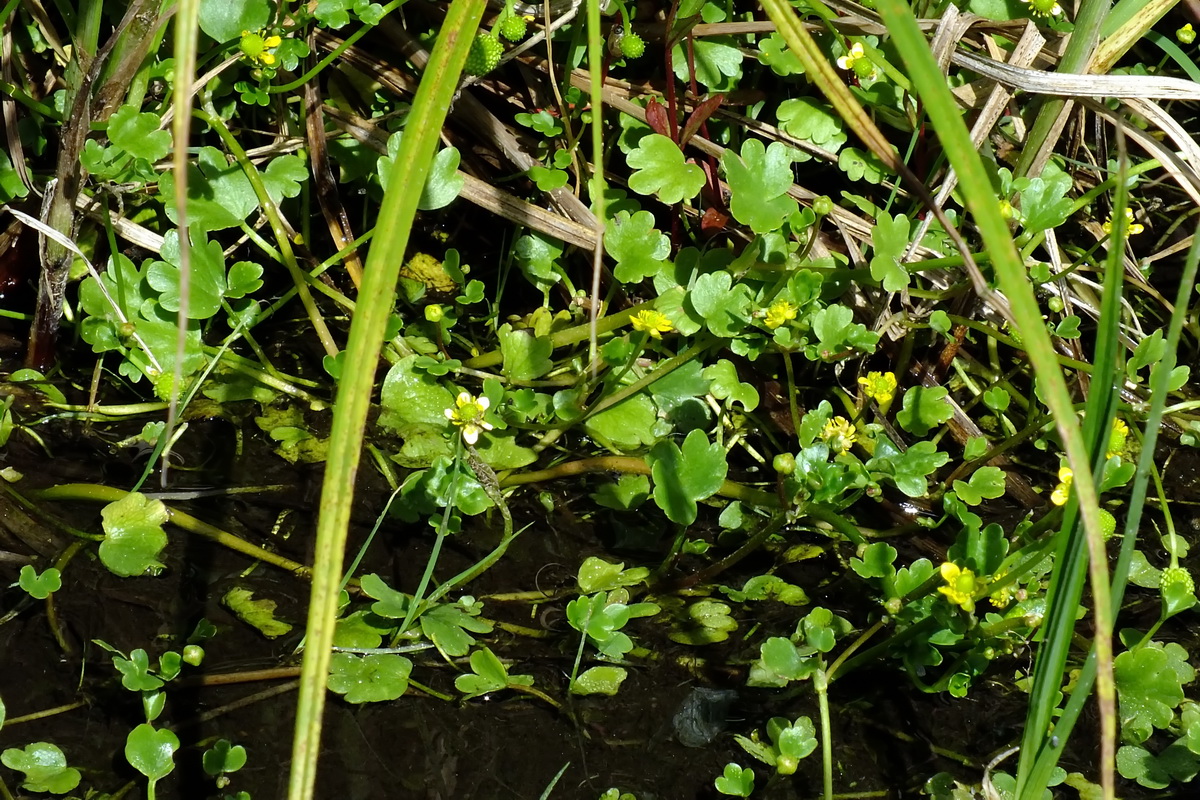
<box><xmin>125</xmin><ymin>723</ymin><xmax>179</xmax><ymax>781</ymax></box>
<box><xmin>627</xmin><ymin>134</ymin><xmax>705</xmax><ymax>204</ymax></box>
<box><xmin>0</xmin><ymin>148</ymin><xmax>28</xmax><ymax>203</ymax></box>
<box><xmin>715</xmin><ymin>763</ymin><xmax>756</xmax><ymax>797</ymax></box>
<box><xmin>420</xmin><ymin>602</ymin><xmax>493</xmax><ymax>657</ymax></box>
<box><xmin>99</xmin><ymin>493</ymin><xmax>168</xmax><ymax>577</ymax></box>
<box><xmin>605</xmin><ymin>210</ymin><xmax>671</xmax><ymax>283</ymax></box>
<box><xmin>108</xmin><ymin>106</ymin><xmax>171</xmax><ymax>162</ymax></box>
<box><xmin>499</xmin><ymin>324</ymin><xmax>553</xmax><ymax>380</ymax></box>
<box><xmin>869</xmin><ymin>212</ymin><xmax>911</xmax><ymax>291</ymax></box>
<box><xmin>202</xmin><ymin>740</ymin><xmax>247</xmax><ymax>777</ymax></box>
<box><xmin>584</xmin><ymin>393</ymin><xmax>659</xmax><ymax>449</ymax></box>
<box><xmin>776</xmin><ymin>98</ymin><xmax>846</xmax><ymax>154</ymax></box>
<box><xmin>757</xmin><ymin>32</ymin><xmax>804</xmax><ymax>76</ymax></box>
<box><xmin>147</xmin><ymin>230</ymin><xmax>227</xmax><ymax>319</ymax></box>
<box><xmin>670</xmin><ymin>598</ymin><xmax>737</xmax><ymax>644</ymax></box>
<box><xmin>722</xmin><ymin>139</ymin><xmax>797</xmax><ymax>234</ymax></box>
<box><xmin>221</xmin><ymin>587</ymin><xmax>292</xmax><ymax>638</ymax></box>
<box><xmin>591</xmin><ymin>474</ymin><xmax>651</xmax><ymax>510</ymax></box>
<box><xmin>689</xmin><ymin>271</ymin><xmax>752</xmax><ymax>337</ymax></box>
<box><xmin>419</xmin><ymin>147</ymin><xmax>463</xmax><ymax>210</ymax></box>
<box><xmin>1116</xmin><ymin>642</ymin><xmax>1195</xmax><ymax>744</ymax></box>
<box><xmin>513</xmin><ymin>232</ymin><xmax>564</xmax><ymax>293</ymax></box>
<box><xmin>839</xmin><ymin>146</ymin><xmax>891</xmax><ymax>183</ymax></box>
<box><xmin>161</xmin><ymin>149</ymin><xmax>306</xmax><ymax>231</ymax></box>
<box><xmin>18</xmin><ymin>565</ymin><xmax>61</xmax><ymax>599</ymax></box>
<box><xmin>261</xmin><ymin>154</ymin><xmax>307</xmax><ymax>202</ymax></box>
<box><xmin>359</xmin><ymin>573</ymin><xmax>411</xmax><ymax>619</ymax></box>
<box><xmin>672</xmin><ymin>38</ymin><xmax>743</xmax><ymax>90</ymax></box>
<box><xmin>1017</xmin><ymin>164</ymin><xmax>1073</xmax><ymax>233</ymax></box>
<box><xmin>199</xmin><ymin>0</ymin><xmax>270</xmax><ymax>41</ymax></box>
<box><xmin>897</xmin><ymin>385</ymin><xmax>955</xmax><ymax>436</ymax></box>
<box><xmin>704</xmin><ymin>359</ymin><xmax>759</xmax><ymax>410</ymax></box>
<box><xmin>571</xmin><ymin>666</ymin><xmax>628</xmax><ymax>695</ymax></box>
<box><xmin>1</xmin><ymin>743</ymin><xmax>81</xmax><ymax>794</ymax></box>
<box><xmin>952</xmin><ymin>466</ymin><xmax>1007</xmax><ymax>505</ymax></box>
<box><xmin>378</xmin><ymin>355</ymin><xmax>455</xmax><ymax>432</ymax></box>
<box><xmin>161</xmin><ymin>146</ymin><xmax>255</xmax><ymax>230</ymax></box>
<box><xmin>577</xmin><ymin>556</ymin><xmax>649</xmax><ymax>594</ymax></box>
<box><xmin>114</xmin><ymin>648</ymin><xmax>164</xmax><ymax>692</ymax></box>
<box><xmin>850</xmin><ymin>542</ymin><xmax>897</xmax><ymax>579</ymax></box>
<box><xmin>328</xmin><ymin>652</ymin><xmax>412</xmax><ymax>703</ymax></box>
<box><xmin>649</xmin><ymin>429</ymin><xmax>729</xmax><ymax>524</ymax></box>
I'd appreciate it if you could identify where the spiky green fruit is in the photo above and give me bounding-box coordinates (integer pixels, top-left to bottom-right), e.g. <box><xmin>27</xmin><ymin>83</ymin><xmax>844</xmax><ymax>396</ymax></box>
<box><xmin>620</xmin><ymin>31</ymin><xmax>645</xmax><ymax>59</ymax></box>
<box><xmin>1098</xmin><ymin>509</ymin><xmax>1116</xmax><ymax>541</ymax></box>
<box><xmin>465</xmin><ymin>32</ymin><xmax>503</xmax><ymax>76</ymax></box>
<box><xmin>1161</xmin><ymin>566</ymin><xmax>1195</xmax><ymax>596</ymax></box>
<box><xmin>499</xmin><ymin>14</ymin><xmax>527</xmax><ymax>42</ymax></box>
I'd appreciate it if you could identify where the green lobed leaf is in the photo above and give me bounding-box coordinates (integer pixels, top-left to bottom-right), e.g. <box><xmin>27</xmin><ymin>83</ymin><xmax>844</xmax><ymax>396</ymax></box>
<box><xmin>498</xmin><ymin>324</ymin><xmax>553</xmax><ymax>380</ymax></box>
<box><xmin>114</xmin><ymin>648</ymin><xmax>165</xmax><ymax>692</ymax></box>
<box><xmin>869</xmin><ymin>212</ymin><xmax>911</xmax><ymax>291</ymax></box>
<box><xmin>327</xmin><ymin>653</ymin><xmax>412</xmax><ymax>703</ymax></box>
<box><xmin>202</xmin><ymin>740</ymin><xmax>248</xmax><ymax>777</ymax></box>
<box><xmin>714</xmin><ymin>762</ymin><xmax>756</xmax><ymax>797</ymax></box>
<box><xmin>952</xmin><ymin>466</ymin><xmax>1007</xmax><ymax>505</ymax></box>
<box><xmin>896</xmin><ymin>385</ymin><xmax>955</xmax><ymax>436</ymax></box>
<box><xmin>571</xmin><ymin>666</ymin><xmax>628</xmax><ymax>695</ymax></box>
<box><xmin>605</xmin><ymin>210</ymin><xmax>671</xmax><ymax>283</ymax></box>
<box><xmin>649</xmin><ymin>429</ymin><xmax>729</xmax><ymax>524</ymax></box>
<box><xmin>1</xmin><ymin>742</ymin><xmax>81</xmax><ymax>794</ymax></box>
<box><xmin>419</xmin><ymin>146</ymin><xmax>464</xmax><ymax>210</ymax></box>
<box><xmin>198</xmin><ymin>0</ymin><xmax>270</xmax><ymax>41</ymax></box>
<box><xmin>722</xmin><ymin>139</ymin><xmax>798</xmax><ymax>234</ymax></box>
<box><xmin>125</xmin><ymin>723</ymin><xmax>179</xmax><ymax>781</ymax></box>
<box><xmin>221</xmin><ymin>587</ymin><xmax>293</xmax><ymax>638</ymax></box>
<box><xmin>107</xmin><ymin>106</ymin><xmax>172</xmax><ymax>163</ymax></box>
<box><xmin>776</xmin><ymin>98</ymin><xmax>845</xmax><ymax>154</ymax></box>
<box><xmin>704</xmin><ymin>359</ymin><xmax>760</xmax><ymax>410</ymax></box>
<box><xmin>420</xmin><ymin>602</ymin><xmax>493</xmax><ymax>657</ymax></box>
<box><xmin>18</xmin><ymin>565</ymin><xmax>61</xmax><ymax>599</ymax></box>
<box><xmin>1115</xmin><ymin>641</ymin><xmax>1195</xmax><ymax>745</ymax></box>
<box><xmin>99</xmin><ymin>493</ymin><xmax>169</xmax><ymax>577</ymax></box>
<box><xmin>671</xmin><ymin>37</ymin><xmax>743</xmax><ymax>90</ymax></box>
<box><xmin>626</xmin><ymin>134</ymin><xmax>705</xmax><ymax>204</ymax></box>
<box><xmin>378</xmin><ymin>355</ymin><xmax>456</xmax><ymax>432</ymax></box>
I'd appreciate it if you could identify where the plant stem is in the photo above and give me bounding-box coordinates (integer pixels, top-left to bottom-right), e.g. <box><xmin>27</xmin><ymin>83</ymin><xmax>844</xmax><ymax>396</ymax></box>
<box><xmin>816</xmin><ymin>663</ymin><xmax>834</xmax><ymax>800</ymax></box>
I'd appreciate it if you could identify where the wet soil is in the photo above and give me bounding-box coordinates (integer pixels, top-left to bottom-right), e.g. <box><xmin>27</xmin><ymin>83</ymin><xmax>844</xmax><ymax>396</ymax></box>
<box><xmin>0</xmin><ymin>408</ymin><xmax>1178</xmax><ymax>799</ymax></box>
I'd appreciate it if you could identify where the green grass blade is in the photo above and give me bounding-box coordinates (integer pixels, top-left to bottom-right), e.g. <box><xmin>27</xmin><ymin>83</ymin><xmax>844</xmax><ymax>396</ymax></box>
<box><xmin>1015</xmin><ymin>147</ymin><xmax>1131</xmax><ymax>799</ymax></box>
<box><xmin>1026</xmin><ymin>219</ymin><xmax>1200</xmax><ymax>788</ymax></box>
<box><xmin>867</xmin><ymin>0</ymin><xmax>1116</xmax><ymax>795</ymax></box>
<box><xmin>1015</xmin><ymin>0</ymin><xmax>1110</xmax><ymax>177</ymax></box>
<box><xmin>284</xmin><ymin>4</ymin><xmax>486</xmax><ymax>799</ymax></box>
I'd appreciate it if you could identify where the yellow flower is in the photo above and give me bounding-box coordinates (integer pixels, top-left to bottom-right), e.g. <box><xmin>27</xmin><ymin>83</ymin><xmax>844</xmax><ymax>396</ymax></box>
<box><xmin>444</xmin><ymin>391</ymin><xmax>494</xmax><ymax>445</ymax></box>
<box><xmin>857</xmin><ymin>371</ymin><xmax>897</xmax><ymax>405</ymax></box>
<box><xmin>1178</xmin><ymin>23</ymin><xmax>1196</xmax><ymax>44</ymax></box>
<box><xmin>764</xmin><ymin>300</ymin><xmax>798</xmax><ymax>330</ymax></box>
<box><xmin>630</xmin><ymin>309</ymin><xmax>674</xmax><ymax>338</ymax></box>
<box><xmin>1018</xmin><ymin>0</ymin><xmax>1063</xmax><ymax>17</ymax></box>
<box><xmin>1050</xmin><ymin>465</ymin><xmax>1073</xmax><ymax>506</ymax></box>
<box><xmin>939</xmin><ymin>562</ymin><xmax>979</xmax><ymax>613</ymax></box>
<box><xmin>836</xmin><ymin>41</ymin><xmax>864</xmax><ymax>70</ymax></box>
<box><xmin>240</xmin><ymin>30</ymin><xmax>283</xmax><ymax>67</ymax></box>
<box><xmin>821</xmin><ymin>416</ymin><xmax>857</xmax><ymax>453</ymax></box>
<box><xmin>1101</xmin><ymin>207</ymin><xmax>1144</xmax><ymax>236</ymax></box>
<box><xmin>1107</xmin><ymin>418</ymin><xmax>1129</xmax><ymax>459</ymax></box>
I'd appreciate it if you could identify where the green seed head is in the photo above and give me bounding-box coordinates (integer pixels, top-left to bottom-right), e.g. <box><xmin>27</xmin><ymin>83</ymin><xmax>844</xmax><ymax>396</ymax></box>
<box><xmin>499</xmin><ymin>14</ymin><xmax>528</xmax><ymax>42</ymax></box>
<box><xmin>465</xmin><ymin>32</ymin><xmax>504</xmax><ymax>76</ymax></box>
<box><xmin>620</xmin><ymin>32</ymin><xmax>645</xmax><ymax>59</ymax></box>
<box><xmin>1161</xmin><ymin>566</ymin><xmax>1195</xmax><ymax>596</ymax></box>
